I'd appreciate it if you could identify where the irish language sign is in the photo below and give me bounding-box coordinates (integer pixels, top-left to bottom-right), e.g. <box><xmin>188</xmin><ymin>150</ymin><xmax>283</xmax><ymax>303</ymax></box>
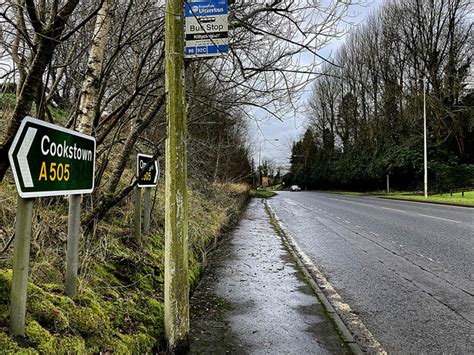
<box><xmin>8</xmin><ymin>116</ymin><xmax>96</xmax><ymax>198</ymax></box>
<box><xmin>137</xmin><ymin>154</ymin><xmax>159</xmax><ymax>188</ymax></box>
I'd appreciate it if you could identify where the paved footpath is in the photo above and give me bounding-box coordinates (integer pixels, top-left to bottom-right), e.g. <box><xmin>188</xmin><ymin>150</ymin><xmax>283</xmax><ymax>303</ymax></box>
<box><xmin>189</xmin><ymin>199</ymin><xmax>350</xmax><ymax>354</ymax></box>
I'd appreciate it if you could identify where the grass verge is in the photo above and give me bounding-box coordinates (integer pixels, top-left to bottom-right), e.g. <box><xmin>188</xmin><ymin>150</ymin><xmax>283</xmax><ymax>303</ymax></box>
<box><xmin>249</xmin><ymin>189</ymin><xmax>277</xmax><ymax>198</ymax></box>
<box><xmin>0</xmin><ymin>181</ymin><xmax>249</xmax><ymax>353</ymax></box>
<box><xmin>315</xmin><ymin>189</ymin><xmax>474</xmax><ymax>207</ymax></box>
<box><xmin>384</xmin><ymin>191</ymin><xmax>474</xmax><ymax>206</ymax></box>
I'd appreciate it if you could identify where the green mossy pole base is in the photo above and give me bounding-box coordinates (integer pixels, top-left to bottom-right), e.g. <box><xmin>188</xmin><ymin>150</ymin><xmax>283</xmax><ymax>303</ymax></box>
<box><xmin>10</xmin><ymin>195</ymin><xmax>33</xmax><ymax>336</ymax></box>
<box><xmin>164</xmin><ymin>0</ymin><xmax>189</xmax><ymax>351</ymax></box>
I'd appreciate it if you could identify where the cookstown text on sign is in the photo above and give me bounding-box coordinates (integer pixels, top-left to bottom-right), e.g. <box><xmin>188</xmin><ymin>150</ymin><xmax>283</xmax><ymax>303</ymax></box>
<box><xmin>40</xmin><ymin>136</ymin><xmax>93</xmax><ymax>162</ymax></box>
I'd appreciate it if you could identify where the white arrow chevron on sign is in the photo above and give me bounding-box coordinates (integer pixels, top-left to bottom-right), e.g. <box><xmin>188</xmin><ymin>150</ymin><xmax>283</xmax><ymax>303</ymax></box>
<box><xmin>17</xmin><ymin>127</ymin><xmax>37</xmax><ymax>188</ymax></box>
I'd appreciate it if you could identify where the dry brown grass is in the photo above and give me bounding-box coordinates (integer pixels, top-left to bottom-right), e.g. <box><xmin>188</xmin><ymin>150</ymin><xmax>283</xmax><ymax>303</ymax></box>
<box><xmin>213</xmin><ymin>181</ymin><xmax>250</xmax><ymax>194</ymax></box>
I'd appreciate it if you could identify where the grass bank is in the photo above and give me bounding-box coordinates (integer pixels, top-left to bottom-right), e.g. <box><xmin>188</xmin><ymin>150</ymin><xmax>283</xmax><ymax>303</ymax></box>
<box><xmin>314</xmin><ymin>189</ymin><xmax>474</xmax><ymax>207</ymax></box>
<box><xmin>0</xmin><ymin>180</ymin><xmax>249</xmax><ymax>353</ymax></box>
<box><xmin>249</xmin><ymin>189</ymin><xmax>277</xmax><ymax>198</ymax></box>
<box><xmin>383</xmin><ymin>191</ymin><xmax>474</xmax><ymax>207</ymax></box>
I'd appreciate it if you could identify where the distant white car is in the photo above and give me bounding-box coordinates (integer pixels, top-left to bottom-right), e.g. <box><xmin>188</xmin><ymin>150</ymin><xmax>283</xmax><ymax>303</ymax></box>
<box><xmin>290</xmin><ymin>185</ymin><xmax>301</xmax><ymax>192</ymax></box>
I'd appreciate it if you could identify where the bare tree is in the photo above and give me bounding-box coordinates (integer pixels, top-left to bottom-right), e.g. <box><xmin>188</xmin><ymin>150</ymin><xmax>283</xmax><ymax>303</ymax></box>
<box><xmin>0</xmin><ymin>0</ymin><xmax>103</xmax><ymax>179</ymax></box>
<box><xmin>303</xmin><ymin>0</ymin><xmax>473</xmax><ymax>191</ymax></box>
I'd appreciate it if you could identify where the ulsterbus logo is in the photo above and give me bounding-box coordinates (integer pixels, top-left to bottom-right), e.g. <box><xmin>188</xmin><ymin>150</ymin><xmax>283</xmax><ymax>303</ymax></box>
<box><xmin>191</xmin><ymin>5</ymin><xmax>225</xmax><ymax>15</ymax></box>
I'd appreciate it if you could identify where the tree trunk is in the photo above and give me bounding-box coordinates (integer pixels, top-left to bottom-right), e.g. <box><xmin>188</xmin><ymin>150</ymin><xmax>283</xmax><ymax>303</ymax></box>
<box><xmin>106</xmin><ymin>94</ymin><xmax>165</xmax><ymax>194</ymax></box>
<box><xmin>77</xmin><ymin>0</ymin><xmax>115</xmax><ymax>135</ymax></box>
<box><xmin>0</xmin><ymin>37</ymin><xmax>56</xmax><ymax>179</ymax></box>
<box><xmin>0</xmin><ymin>0</ymin><xmax>80</xmax><ymax>181</ymax></box>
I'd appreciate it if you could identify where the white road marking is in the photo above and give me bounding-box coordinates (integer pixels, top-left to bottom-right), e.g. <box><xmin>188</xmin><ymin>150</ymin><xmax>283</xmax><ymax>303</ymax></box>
<box><xmin>416</xmin><ymin>213</ymin><xmax>462</xmax><ymax>224</ymax></box>
<box><xmin>316</xmin><ymin>194</ymin><xmax>464</xmax><ymax>224</ymax></box>
<box><xmin>379</xmin><ymin>206</ymin><xmax>406</xmax><ymax>213</ymax></box>
<box><xmin>322</xmin><ymin>196</ymin><xmax>374</xmax><ymax>208</ymax></box>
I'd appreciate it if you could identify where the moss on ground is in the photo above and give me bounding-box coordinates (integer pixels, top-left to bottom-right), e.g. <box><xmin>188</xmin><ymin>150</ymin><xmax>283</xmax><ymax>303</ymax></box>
<box><xmin>0</xmin><ymin>183</ymin><xmax>248</xmax><ymax>353</ymax></box>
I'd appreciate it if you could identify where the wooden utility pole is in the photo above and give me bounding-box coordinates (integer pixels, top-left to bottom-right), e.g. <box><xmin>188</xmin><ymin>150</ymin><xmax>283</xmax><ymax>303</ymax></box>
<box><xmin>164</xmin><ymin>0</ymin><xmax>189</xmax><ymax>351</ymax></box>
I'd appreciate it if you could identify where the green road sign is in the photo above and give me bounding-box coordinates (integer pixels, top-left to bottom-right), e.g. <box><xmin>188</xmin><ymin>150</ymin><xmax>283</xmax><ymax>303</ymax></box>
<box><xmin>8</xmin><ymin>116</ymin><xmax>96</xmax><ymax>198</ymax></box>
<box><xmin>137</xmin><ymin>154</ymin><xmax>159</xmax><ymax>187</ymax></box>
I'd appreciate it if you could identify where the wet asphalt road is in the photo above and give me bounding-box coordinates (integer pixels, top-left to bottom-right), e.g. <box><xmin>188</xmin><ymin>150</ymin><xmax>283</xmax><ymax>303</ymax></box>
<box><xmin>190</xmin><ymin>199</ymin><xmax>349</xmax><ymax>354</ymax></box>
<box><xmin>269</xmin><ymin>191</ymin><xmax>474</xmax><ymax>353</ymax></box>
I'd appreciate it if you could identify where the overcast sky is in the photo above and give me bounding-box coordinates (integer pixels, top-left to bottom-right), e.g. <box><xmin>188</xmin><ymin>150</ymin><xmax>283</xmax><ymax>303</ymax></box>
<box><xmin>250</xmin><ymin>0</ymin><xmax>384</xmax><ymax>171</ymax></box>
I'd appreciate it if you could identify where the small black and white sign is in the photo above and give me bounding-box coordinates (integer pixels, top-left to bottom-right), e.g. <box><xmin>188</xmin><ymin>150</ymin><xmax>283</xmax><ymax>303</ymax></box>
<box><xmin>137</xmin><ymin>154</ymin><xmax>159</xmax><ymax>188</ymax></box>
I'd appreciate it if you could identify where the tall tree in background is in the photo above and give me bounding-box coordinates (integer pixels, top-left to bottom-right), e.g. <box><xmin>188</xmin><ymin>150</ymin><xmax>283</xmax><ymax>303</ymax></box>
<box><xmin>298</xmin><ymin>0</ymin><xmax>473</xmax><ymax>191</ymax></box>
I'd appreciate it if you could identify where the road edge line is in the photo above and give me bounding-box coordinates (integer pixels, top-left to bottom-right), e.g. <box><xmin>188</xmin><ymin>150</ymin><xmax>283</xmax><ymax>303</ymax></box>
<box><xmin>264</xmin><ymin>200</ymin><xmax>386</xmax><ymax>355</ymax></box>
<box><xmin>378</xmin><ymin>196</ymin><xmax>474</xmax><ymax>208</ymax></box>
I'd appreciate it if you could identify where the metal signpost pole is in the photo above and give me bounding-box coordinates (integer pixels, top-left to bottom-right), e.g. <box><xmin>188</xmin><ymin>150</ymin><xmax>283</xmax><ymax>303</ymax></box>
<box><xmin>9</xmin><ymin>196</ymin><xmax>33</xmax><ymax>336</ymax></box>
<box><xmin>65</xmin><ymin>194</ymin><xmax>81</xmax><ymax>297</ymax></box>
<box><xmin>386</xmin><ymin>174</ymin><xmax>390</xmax><ymax>194</ymax></box>
<box><xmin>8</xmin><ymin>116</ymin><xmax>96</xmax><ymax>323</ymax></box>
<box><xmin>143</xmin><ymin>187</ymin><xmax>151</xmax><ymax>234</ymax></box>
<box><xmin>423</xmin><ymin>78</ymin><xmax>428</xmax><ymax>198</ymax></box>
<box><xmin>165</xmin><ymin>0</ymin><xmax>189</xmax><ymax>350</ymax></box>
<box><xmin>258</xmin><ymin>142</ymin><xmax>263</xmax><ymax>187</ymax></box>
<box><xmin>134</xmin><ymin>186</ymin><xmax>142</xmax><ymax>245</ymax></box>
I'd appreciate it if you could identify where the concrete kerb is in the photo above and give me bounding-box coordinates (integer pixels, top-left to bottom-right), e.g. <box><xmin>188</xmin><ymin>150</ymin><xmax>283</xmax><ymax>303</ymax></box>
<box><xmin>264</xmin><ymin>199</ymin><xmax>387</xmax><ymax>355</ymax></box>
